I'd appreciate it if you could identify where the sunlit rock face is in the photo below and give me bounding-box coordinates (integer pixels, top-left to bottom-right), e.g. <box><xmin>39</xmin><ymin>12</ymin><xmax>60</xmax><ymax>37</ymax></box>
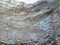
<box><xmin>0</xmin><ymin>0</ymin><xmax>59</xmax><ymax>45</ymax></box>
<box><xmin>14</xmin><ymin>0</ymin><xmax>39</xmax><ymax>4</ymax></box>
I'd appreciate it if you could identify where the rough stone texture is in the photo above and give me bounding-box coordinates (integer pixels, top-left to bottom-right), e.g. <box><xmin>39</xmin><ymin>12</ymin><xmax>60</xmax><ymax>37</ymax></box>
<box><xmin>0</xmin><ymin>0</ymin><xmax>60</xmax><ymax>45</ymax></box>
<box><xmin>53</xmin><ymin>7</ymin><xmax>60</xmax><ymax>45</ymax></box>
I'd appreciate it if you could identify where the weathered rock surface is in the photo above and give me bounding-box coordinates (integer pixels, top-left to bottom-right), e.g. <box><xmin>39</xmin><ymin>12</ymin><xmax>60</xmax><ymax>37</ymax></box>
<box><xmin>0</xmin><ymin>0</ymin><xmax>60</xmax><ymax>45</ymax></box>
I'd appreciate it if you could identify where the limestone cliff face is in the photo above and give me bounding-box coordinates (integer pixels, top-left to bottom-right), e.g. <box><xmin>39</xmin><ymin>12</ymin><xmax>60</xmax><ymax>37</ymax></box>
<box><xmin>0</xmin><ymin>0</ymin><xmax>60</xmax><ymax>45</ymax></box>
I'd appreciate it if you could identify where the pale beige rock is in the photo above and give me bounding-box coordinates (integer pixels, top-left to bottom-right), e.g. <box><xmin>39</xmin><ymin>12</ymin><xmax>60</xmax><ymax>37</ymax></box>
<box><xmin>0</xmin><ymin>0</ymin><xmax>59</xmax><ymax>45</ymax></box>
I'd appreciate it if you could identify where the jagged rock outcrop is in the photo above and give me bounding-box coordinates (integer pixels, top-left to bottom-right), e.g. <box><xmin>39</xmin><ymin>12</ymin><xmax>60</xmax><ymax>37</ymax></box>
<box><xmin>0</xmin><ymin>0</ymin><xmax>60</xmax><ymax>45</ymax></box>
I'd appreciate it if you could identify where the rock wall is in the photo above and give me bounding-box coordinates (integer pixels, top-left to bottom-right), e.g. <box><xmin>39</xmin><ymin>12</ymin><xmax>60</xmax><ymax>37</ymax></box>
<box><xmin>0</xmin><ymin>0</ymin><xmax>60</xmax><ymax>45</ymax></box>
